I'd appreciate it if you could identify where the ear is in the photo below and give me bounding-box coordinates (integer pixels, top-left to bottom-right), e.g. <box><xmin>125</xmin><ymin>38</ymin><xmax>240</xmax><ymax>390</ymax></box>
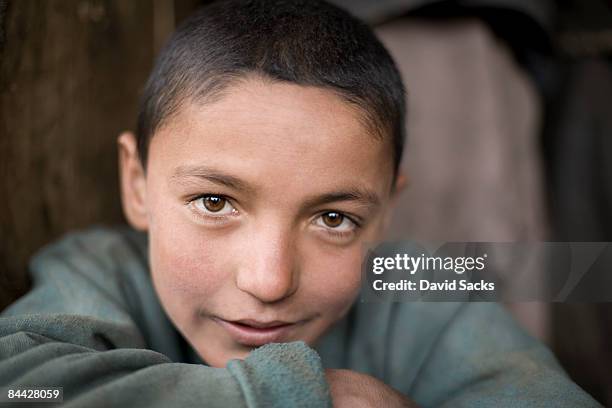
<box><xmin>391</xmin><ymin>172</ymin><xmax>408</xmax><ymax>202</ymax></box>
<box><xmin>117</xmin><ymin>131</ymin><xmax>149</xmax><ymax>231</ymax></box>
<box><xmin>381</xmin><ymin>172</ymin><xmax>408</xmax><ymax>233</ymax></box>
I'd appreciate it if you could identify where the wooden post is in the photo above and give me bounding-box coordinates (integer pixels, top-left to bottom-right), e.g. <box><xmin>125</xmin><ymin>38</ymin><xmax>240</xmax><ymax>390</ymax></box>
<box><xmin>0</xmin><ymin>0</ymin><xmax>154</xmax><ymax>309</ymax></box>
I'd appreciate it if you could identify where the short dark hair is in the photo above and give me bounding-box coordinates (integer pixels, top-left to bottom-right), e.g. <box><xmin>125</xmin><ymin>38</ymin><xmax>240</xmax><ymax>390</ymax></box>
<box><xmin>137</xmin><ymin>0</ymin><xmax>406</xmax><ymax>180</ymax></box>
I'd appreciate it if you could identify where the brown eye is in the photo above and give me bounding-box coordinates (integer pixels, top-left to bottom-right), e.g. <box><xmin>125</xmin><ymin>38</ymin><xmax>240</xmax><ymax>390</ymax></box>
<box><xmin>203</xmin><ymin>196</ymin><xmax>226</xmax><ymax>212</ymax></box>
<box><xmin>191</xmin><ymin>194</ymin><xmax>236</xmax><ymax>218</ymax></box>
<box><xmin>322</xmin><ymin>212</ymin><xmax>343</xmax><ymax>228</ymax></box>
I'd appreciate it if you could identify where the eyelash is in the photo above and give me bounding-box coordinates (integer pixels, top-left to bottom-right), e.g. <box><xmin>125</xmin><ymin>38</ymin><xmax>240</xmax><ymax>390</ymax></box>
<box><xmin>186</xmin><ymin>194</ymin><xmax>363</xmax><ymax>238</ymax></box>
<box><xmin>319</xmin><ymin>226</ymin><xmax>357</xmax><ymax>241</ymax></box>
<box><xmin>187</xmin><ymin>193</ymin><xmax>239</xmax><ymax>222</ymax></box>
<box><xmin>312</xmin><ymin>211</ymin><xmax>362</xmax><ymax>239</ymax></box>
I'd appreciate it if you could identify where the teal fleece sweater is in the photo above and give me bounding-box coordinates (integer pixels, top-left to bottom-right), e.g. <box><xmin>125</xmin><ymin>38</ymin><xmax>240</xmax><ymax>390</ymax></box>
<box><xmin>0</xmin><ymin>227</ymin><xmax>601</xmax><ymax>407</ymax></box>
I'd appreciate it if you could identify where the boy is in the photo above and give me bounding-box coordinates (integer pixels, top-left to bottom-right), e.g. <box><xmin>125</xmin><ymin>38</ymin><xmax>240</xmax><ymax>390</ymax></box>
<box><xmin>0</xmin><ymin>0</ymin><xmax>600</xmax><ymax>406</ymax></box>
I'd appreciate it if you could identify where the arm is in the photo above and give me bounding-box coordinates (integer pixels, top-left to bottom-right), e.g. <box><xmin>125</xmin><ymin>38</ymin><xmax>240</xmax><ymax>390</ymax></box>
<box><xmin>0</xmin><ymin>228</ymin><xmax>331</xmax><ymax>407</ymax></box>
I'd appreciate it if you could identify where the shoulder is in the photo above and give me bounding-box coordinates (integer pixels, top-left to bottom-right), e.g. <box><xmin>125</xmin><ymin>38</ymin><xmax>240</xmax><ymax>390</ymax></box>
<box><xmin>27</xmin><ymin>225</ymin><xmax>149</xmax><ymax>292</ymax></box>
<box><xmin>30</xmin><ymin>225</ymin><xmax>148</xmax><ymax>274</ymax></box>
<box><xmin>346</xmin><ymin>301</ymin><xmax>547</xmax><ymax>389</ymax></box>
<box><xmin>1</xmin><ymin>226</ymin><xmax>160</xmax><ymax>352</ymax></box>
<box><xmin>4</xmin><ymin>225</ymin><xmax>150</xmax><ymax>320</ymax></box>
<box><xmin>373</xmin><ymin>301</ymin><xmax>600</xmax><ymax>407</ymax></box>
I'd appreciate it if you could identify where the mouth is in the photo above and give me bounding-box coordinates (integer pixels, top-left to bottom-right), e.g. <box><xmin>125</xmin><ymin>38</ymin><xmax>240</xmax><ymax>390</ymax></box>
<box><xmin>213</xmin><ymin>317</ymin><xmax>303</xmax><ymax>347</ymax></box>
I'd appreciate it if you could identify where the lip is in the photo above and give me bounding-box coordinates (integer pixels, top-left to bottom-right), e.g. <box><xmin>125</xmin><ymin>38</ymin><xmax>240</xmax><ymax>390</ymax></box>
<box><xmin>213</xmin><ymin>317</ymin><xmax>301</xmax><ymax>347</ymax></box>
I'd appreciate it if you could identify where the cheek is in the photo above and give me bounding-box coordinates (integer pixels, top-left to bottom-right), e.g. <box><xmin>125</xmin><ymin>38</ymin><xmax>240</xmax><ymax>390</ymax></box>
<box><xmin>302</xmin><ymin>222</ymin><xmax>385</xmax><ymax>318</ymax></box>
<box><xmin>303</xmin><ymin>243</ymin><xmax>363</xmax><ymax>317</ymax></box>
<box><xmin>147</xmin><ymin>201</ymin><xmax>231</xmax><ymax>325</ymax></box>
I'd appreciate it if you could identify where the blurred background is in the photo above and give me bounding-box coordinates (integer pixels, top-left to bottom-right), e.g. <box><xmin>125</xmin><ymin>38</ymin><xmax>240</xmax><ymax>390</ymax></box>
<box><xmin>0</xmin><ymin>0</ymin><xmax>611</xmax><ymax>404</ymax></box>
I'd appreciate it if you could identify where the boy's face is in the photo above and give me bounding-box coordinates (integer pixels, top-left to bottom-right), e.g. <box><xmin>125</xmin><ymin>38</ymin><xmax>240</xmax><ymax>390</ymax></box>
<box><xmin>119</xmin><ymin>77</ymin><xmax>402</xmax><ymax>367</ymax></box>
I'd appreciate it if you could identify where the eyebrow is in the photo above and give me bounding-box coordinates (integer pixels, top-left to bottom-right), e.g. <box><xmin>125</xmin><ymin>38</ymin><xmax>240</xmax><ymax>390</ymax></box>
<box><xmin>171</xmin><ymin>165</ymin><xmax>256</xmax><ymax>194</ymax></box>
<box><xmin>170</xmin><ymin>164</ymin><xmax>381</xmax><ymax>209</ymax></box>
<box><xmin>299</xmin><ymin>190</ymin><xmax>381</xmax><ymax>213</ymax></box>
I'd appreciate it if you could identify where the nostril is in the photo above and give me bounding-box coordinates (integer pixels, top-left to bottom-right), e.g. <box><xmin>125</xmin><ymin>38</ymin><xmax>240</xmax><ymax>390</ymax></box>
<box><xmin>235</xmin><ymin>240</ymin><xmax>299</xmax><ymax>302</ymax></box>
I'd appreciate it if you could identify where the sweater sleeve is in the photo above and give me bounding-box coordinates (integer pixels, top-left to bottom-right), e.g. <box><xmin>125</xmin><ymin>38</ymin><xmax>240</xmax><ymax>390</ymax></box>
<box><xmin>0</xmin><ymin>228</ymin><xmax>331</xmax><ymax>408</ymax></box>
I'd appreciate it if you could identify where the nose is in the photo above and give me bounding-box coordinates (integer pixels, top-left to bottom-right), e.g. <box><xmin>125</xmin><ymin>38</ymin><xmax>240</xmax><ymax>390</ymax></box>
<box><xmin>235</xmin><ymin>225</ymin><xmax>299</xmax><ymax>303</ymax></box>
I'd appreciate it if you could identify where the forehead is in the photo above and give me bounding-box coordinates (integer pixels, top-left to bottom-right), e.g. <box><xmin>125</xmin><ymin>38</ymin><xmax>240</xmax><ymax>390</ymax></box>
<box><xmin>147</xmin><ymin>78</ymin><xmax>394</xmax><ymax>196</ymax></box>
